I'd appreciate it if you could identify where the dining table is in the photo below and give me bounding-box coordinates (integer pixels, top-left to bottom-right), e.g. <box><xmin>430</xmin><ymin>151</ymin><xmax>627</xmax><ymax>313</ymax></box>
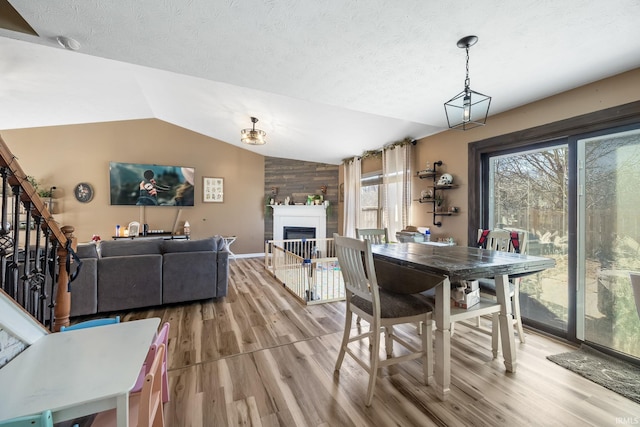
<box><xmin>0</xmin><ymin>317</ymin><xmax>160</xmax><ymax>426</ymax></box>
<box><xmin>371</xmin><ymin>242</ymin><xmax>555</xmax><ymax>400</ymax></box>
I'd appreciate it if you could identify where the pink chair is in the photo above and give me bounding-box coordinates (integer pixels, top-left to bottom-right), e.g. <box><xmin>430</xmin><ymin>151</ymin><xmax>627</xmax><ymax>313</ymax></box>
<box><xmin>131</xmin><ymin>322</ymin><xmax>170</xmax><ymax>403</ymax></box>
<box><xmin>92</xmin><ymin>344</ymin><xmax>165</xmax><ymax>427</ymax></box>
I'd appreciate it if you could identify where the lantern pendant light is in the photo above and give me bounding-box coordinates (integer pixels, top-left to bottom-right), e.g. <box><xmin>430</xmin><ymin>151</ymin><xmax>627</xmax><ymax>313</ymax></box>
<box><xmin>444</xmin><ymin>35</ymin><xmax>491</xmax><ymax>131</ymax></box>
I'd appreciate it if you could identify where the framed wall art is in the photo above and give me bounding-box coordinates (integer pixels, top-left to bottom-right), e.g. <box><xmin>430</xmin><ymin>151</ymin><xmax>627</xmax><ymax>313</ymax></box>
<box><xmin>203</xmin><ymin>177</ymin><xmax>224</xmax><ymax>203</ymax></box>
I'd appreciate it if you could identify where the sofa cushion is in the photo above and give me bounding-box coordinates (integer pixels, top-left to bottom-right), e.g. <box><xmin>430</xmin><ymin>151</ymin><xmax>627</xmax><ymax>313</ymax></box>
<box><xmin>76</xmin><ymin>243</ymin><xmax>99</xmax><ymax>259</ymax></box>
<box><xmin>162</xmin><ymin>251</ymin><xmax>217</xmax><ymax>304</ymax></box>
<box><xmin>100</xmin><ymin>239</ymin><xmax>163</xmax><ymax>257</ymax></box>
<box><xmin>162</xmin><ymin>238</ymin><xmax>216</xmax><ymax>253</ymax></box>
<box><xmin>98</xmin><ymin>254</ymin><xmax>163</xmax><ymax>312</ymax></box>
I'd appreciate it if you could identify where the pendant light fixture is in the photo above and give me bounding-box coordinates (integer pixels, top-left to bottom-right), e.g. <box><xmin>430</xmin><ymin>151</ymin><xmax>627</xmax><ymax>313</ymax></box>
<box><xmin>241</xmin><ymin>117</ymin><xmax>267</xmax><ymax>145</ymax></box>
<box><xmin>444</xmin><ymin>35</ymin><xmax>491</xmax><ymax>131</ymax></box>
<box><xmin>56</xmin><ymin>36</ymin><xmax>81</xmax><ymax>51</ymax></box>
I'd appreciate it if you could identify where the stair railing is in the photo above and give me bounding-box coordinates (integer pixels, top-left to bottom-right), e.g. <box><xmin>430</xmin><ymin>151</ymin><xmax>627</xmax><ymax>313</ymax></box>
<box><xmin>0</xmin><ymin>134</ymin><xmax>77</xmax><ymax>331</ymax></box>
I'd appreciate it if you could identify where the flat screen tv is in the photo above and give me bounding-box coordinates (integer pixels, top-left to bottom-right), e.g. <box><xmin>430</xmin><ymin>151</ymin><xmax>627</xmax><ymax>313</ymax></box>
<box><xmin>109</xmin><ymin>161</ymin><xmax>195</xmax><ymax>206</ymax></box>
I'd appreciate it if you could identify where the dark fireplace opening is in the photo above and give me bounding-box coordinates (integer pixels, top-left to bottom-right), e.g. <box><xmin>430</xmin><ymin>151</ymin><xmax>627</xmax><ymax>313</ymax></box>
<box><xmin>283</xmin><ymin>226</ymin><xmax>317</xmax><ymax>259</ymax></box>
<box><xmin>283</xmin><ymin>226</ymin><xmax>316</xmax><ymax>240</ymax></box>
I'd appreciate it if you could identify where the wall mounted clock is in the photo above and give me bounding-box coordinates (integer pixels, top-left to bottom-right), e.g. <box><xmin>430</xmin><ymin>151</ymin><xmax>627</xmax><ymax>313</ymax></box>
<box><xmin>74</xmin><ymin>182</ymin><xmax>94</xmax><ymax>203</ymax></box>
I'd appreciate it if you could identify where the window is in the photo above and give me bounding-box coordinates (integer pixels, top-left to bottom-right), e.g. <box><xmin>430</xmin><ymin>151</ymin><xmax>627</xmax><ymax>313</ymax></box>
<box><xmin>577</xmin><ymin>128</ymin><xmax>640</xmax><ymax>359</ymax></box>
<box><xmin>488</xmin><ymin>145</ymin><xmax>569</xmax><ymax>334</ymax></box>
<box><xmin>360</xmin><ymin>171</ymin><xmax>382</xmax><ymax>228</ymax></box>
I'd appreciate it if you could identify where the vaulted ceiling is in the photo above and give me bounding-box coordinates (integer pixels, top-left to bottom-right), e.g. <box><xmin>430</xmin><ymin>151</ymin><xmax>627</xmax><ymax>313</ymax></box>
<box><xmin>1</xmin><ymin>1</ymin><xmax>639</xmax><ymax>164</ymax></box>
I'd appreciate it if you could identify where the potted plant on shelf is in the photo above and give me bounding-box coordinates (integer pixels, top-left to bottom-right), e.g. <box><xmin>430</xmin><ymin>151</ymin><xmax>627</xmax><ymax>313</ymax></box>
<box><xmin>26</xmin><ymin>176</ymin><xmax>57</xmax><ymax>213</ymax></box>
<box><xmin>307</xmin><ymin>194</ymin><xmax>323</xmax><ymax>205</ymax></box>
<box><xmin>26</xmin><ymin>176</ymin><xmax>55</xmax><ymax>198</ymax></box>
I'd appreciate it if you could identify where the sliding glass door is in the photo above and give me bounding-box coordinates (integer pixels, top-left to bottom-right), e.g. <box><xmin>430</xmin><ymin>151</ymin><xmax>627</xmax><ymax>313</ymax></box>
<box><xmin>577</xmin><ymin>128</ymin><xmax>640</xmax><ymax>358</ymax></box>
<box><xmin>488</xmin><ymin>146</ymin><xmax>569</xmax><ymax>334</ymax></box>
<box><xmin>485</xmin><ymin>125</ymin><xmax>640</xmax><ymax>359</ymax></box>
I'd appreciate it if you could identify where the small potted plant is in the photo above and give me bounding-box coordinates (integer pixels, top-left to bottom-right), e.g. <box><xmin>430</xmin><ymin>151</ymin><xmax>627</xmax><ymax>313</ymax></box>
<box><xmin>26</xmin><ymin>176</ymin><xmax>55</xmax><ymax>198</ymax></box>
<box><xmin>307</xmin><ymin>194</ymin><xmax>323</xmax><ymax>205</ymax></box>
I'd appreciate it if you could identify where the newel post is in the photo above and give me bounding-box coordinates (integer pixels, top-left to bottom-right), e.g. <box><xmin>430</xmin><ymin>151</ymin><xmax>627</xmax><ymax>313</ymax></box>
<box><xmin>53</xmin><ymin>225</ymin><xmax>77</xmax><ymax>332</ymax></box>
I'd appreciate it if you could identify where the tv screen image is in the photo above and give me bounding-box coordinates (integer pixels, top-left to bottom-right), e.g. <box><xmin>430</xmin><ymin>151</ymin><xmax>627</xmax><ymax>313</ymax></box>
<box><xmin>109</xmin><ymin>162</ymin><xmax>195</xmax><ymax>206</ymax></box>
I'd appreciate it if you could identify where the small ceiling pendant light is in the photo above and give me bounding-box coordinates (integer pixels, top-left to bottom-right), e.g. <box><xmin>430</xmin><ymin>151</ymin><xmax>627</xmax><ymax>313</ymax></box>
<box><xmin>56</xmin><ymin>36</ymin><xmax>81</xmax><ymax>51</ymax></box>
<box><xmin>241</xmin><ymin>117</ymin><xmax>267</xmax><ymax>145</ymax></box>
<box><xmin>444</xmin><ymin>35</ymin><xmax>491</xmax><ymax>131</ymax></box>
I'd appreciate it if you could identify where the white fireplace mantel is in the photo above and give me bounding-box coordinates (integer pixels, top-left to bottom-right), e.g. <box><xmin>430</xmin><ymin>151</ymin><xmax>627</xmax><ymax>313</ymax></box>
<box><xmin>270</xmin><ymin>205</ymin><xmax>327</xmax><ymax>240</ymax></box>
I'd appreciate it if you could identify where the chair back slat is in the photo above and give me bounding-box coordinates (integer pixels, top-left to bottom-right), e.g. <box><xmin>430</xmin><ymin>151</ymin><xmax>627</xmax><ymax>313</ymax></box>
<box><xmin>144</xmin><ymin>322</ymin><xmax>169</xmax><ymax>368</ymax></box>
<box><xmin>156</xmin><ymin>322</ymin><xmax>170</xmax><ymax>370</ymax></box>
<box><xmin>139</xmin><ymin>343</ymin><xmax>165</xmax><ymax>427</ymax></box>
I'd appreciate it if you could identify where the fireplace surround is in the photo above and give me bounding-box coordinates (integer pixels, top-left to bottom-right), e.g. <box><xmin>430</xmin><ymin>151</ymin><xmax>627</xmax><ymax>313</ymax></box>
<box><xmin>271</xmin><ymin>205</ymin><xmax>326</xmax><ymax>241</ymax></box>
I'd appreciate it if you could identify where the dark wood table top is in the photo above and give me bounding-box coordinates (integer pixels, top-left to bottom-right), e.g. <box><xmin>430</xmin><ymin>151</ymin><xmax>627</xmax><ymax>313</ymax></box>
<box><xmin>371</xmin><ymin>242</ymin><xmax>555</xmax><ymax>284</ymax></box>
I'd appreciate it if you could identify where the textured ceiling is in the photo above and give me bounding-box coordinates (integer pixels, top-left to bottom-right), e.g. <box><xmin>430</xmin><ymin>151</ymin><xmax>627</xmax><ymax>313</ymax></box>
<box><xmin>1</xmin><ymin>1</ymin><xmax>639</xmax><ymax>164</ymax></box>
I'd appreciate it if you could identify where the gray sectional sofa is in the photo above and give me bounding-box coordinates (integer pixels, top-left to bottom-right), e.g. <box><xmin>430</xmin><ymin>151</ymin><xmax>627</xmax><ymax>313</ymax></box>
<box><xmin>70</xmin><ymin>236</ymin><xmax>229</xmax><ymax>317</ymax></box>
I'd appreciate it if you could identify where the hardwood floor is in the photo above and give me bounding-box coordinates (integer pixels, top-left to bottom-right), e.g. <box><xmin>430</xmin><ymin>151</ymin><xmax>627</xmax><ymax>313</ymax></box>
<box><xmin>116</xmin><ymin>257</ymin><xmax>640</xmax><ymax>426</ymax></box>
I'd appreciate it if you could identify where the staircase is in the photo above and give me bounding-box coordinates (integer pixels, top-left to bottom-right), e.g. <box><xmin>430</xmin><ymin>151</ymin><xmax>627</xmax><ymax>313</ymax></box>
<box><xmin>0</xmin><ymin>134</ymin><xmax>76</xmax><ymax>332</ymax></box>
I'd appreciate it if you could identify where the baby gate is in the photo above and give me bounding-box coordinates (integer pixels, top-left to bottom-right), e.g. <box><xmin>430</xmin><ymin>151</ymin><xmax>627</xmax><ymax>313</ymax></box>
<box><xmin>264</xmin><ymin>237</ymin><xmax>345</xmax><ymax>305</ymax></box>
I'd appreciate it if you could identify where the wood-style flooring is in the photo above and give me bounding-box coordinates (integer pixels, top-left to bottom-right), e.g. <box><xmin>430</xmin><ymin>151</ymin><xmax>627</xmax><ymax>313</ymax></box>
<box><xmin>112</xmin><ymin>257</ymin><xmax>640</xmax><ymax>426</ymax></box>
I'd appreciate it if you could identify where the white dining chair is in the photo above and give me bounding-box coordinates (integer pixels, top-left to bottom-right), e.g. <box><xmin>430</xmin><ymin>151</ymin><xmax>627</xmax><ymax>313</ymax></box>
<box><xmin>333</xmin><ymin>234</ymin><xmax>434</xmax><ymax>406</ymax></box>
<box><xmin>472</xmin><ymin>229</ymin><xmax>528</xmax><ymax>345</ymax></box>
<box><xmin>355</xmin><ymin>228</ymin><xmax>389</xmax><ymax>244</ymax></box>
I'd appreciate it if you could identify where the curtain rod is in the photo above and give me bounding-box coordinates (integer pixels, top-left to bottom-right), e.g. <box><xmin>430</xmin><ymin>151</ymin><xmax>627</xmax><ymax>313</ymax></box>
<box><xmin>342</xmin><ymin>137</ymin><xmax>416</xmax><ymax>164</ymax></box>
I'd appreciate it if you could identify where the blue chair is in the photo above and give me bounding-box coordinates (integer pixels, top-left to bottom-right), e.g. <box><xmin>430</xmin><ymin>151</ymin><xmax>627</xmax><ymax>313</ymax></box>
<box><xmin>0</xmin><ymin>410</ymin><xmax>53</xmax><ymax>426</ymax></box>
<box><xmin>60</xmin><ymin>316</ymin><xmax>120</xmax><ymax>332</ymax></box>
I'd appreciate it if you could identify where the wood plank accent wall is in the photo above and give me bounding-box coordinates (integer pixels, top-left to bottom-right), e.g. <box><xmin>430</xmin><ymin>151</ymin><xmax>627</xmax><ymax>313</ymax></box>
<box><xmin>264</xmin><ymin>157</ymin><xmax>339</xmax><ymax>241</ymax></box>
